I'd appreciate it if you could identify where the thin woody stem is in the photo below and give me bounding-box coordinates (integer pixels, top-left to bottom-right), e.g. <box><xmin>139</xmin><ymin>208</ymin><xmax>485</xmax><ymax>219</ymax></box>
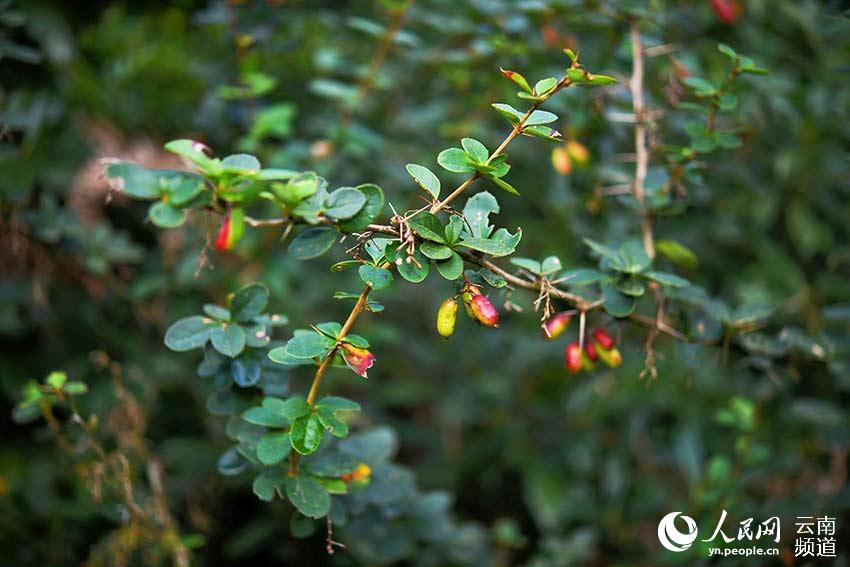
<box><xmin>305</xmin><ymin>285</ymin><xmax>372</xmax><ymax>406</ymax></box>
<box><xmin>430</xmin><ymin>75</ymin><xmax>572</xmax><ymax>215</ymax></box>
<box><xmin>629</xmin><ymin>21</ymin><xmax>655</xmax><ymax>260</ymax></box>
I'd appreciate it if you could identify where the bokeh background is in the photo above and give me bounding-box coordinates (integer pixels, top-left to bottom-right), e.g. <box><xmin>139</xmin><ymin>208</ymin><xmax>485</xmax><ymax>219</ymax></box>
<box><xmin>2</xmin><ymin>0</ymin><xmax>849</xmax><ymax>565</ymax></box>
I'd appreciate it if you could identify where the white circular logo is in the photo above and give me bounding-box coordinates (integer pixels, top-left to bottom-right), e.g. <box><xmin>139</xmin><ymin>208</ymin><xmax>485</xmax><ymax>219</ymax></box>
<box><xmin>658</xmin><ymin>512</ymin><xmax>698</xmax><ymax>552</ymax></box>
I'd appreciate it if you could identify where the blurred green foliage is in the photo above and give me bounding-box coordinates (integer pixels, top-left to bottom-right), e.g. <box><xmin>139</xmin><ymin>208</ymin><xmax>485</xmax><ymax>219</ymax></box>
<box><xmin>1</xmin><ymin>1</ymin><xmax>849</xmax><ymax>566</ymax></box>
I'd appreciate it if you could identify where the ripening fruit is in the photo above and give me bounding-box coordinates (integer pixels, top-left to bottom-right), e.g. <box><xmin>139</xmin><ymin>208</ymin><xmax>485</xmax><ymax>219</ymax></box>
<box><xmin>592</xmin><ymin>328</ymin><xmax>615</xmax><ymax>350</ymax></box>
<box><xmin>470</xmin><ymin>294</ymin><xmax>499</xmax><ymax>327</ymax></box>
<box><xmin>339</xmin><ymin>343</ymin><xmax>375</xmax><ymax>378</ymax></box>
<box><xmin>340</xmin><ymin>462</ymin><xmax>372</xmax><ymax>483</ymax></box>
<box><xmin>551</xmin><ymin>146</ymin><xmax>573</xmax><ymax>175</ymax></box>
<box><xmin>581</xmin><ymin>349</ymin><xmax>596</xmax><ymax>371</ymax></box>
<box><xmin>591</xmin><ymin>328</ymin><xmax>622</xmax><ymax>368</ymax></box>
<box><xmin>596</xmin><ymin>345</ymin><xmax>622</xmax><ymax>368</ymax></box>
<box><xmin>542</xmin><ymin>312</ymin><xmax>571</xmax><ymax>340</ymax></box>
<box><xmin>566</xmin><ymin>140</ymin><xmax>590</xmax><ymax>168</ymax></box>
<box><xmin>710</xmin><ymin>0</ymin><xmax>741</xmax><ymax>24</ymax></box>
<box><xmin>565</xmin><ymin>341</ymin><xmax>582</xmax><ymax>374</ymax></box>
<box><xmin>215</xmin><ymin>208</ymin><xmax>245</xmax><ymax>251</ymax></box>
<box><xmin>437</xmin><ymin>298</ymin><xmax>458</xmax><ymax>338</ymax></box>
<box><xmin>584</xmin><ymin>340</ymin><xmax>598</xmax><ymax>362</ymax></box>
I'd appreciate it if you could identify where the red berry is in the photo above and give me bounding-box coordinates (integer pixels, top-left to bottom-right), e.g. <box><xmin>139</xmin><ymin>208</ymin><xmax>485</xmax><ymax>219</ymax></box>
<box><xmin>565</xmin><ymin>341</ymin><xmax>582</xmax><ymax>374</ymax></box>
<box><xmin>592</xmin><ymin>328</ymin><xmax>615</xmax><ymax>350</ymax></box>
<box><xmin>584</xmin><ymin>340</ymin><xmax>598</xmax><ymax>362</ymax></box>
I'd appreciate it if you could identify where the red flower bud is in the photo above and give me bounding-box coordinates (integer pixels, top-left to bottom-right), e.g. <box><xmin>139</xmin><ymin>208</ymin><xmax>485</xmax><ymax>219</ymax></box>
<box><xmin>214</xmin><ymin>208</ymin><xmax>245</xmax><ymax>251</ymax></box>
<box><xmin>543</xmin><ymin>312</ymin><xmax>571</xmax><ymax>340</ymax></box>
<box><xmin>470</xmin><ymin>294</ymin><xmax>499</xmax><ymax>327</ymax></box>
<box><xmin>710</xmin><ymin>0</ymin><xmax>740</xmax><ymax>24</ymax></box>
<box><xmin>584</xmin><ymin>340</ymin><xmax>598</xmax><ymax>362</ymax></box>
<box><xmin>339</xmin><ymin>342</ymin><xmax>375</xmax><ymax>379</ymax></box>
<box><xmin>592</xmin><ymin>328</ymin><xmax>615</xmax><ymax>350</ymax></box>
<box><xmin>565</xmin><ymin>341</ymin><xmax>582</xmax><ymax>374</ymax></box>
<box><xmin>581</xmin><ymin>349</ymin><xmax>596</xmax><ymax>371</ymax></box>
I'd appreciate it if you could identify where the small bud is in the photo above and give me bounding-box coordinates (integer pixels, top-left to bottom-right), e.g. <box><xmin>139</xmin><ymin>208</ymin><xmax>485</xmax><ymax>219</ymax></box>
<box><xmin>469</xmin><ymin>294</ymin><xmax>499</xmax><ymax>327</ymax></box>
<box><xmin>214</xmin><ymin>208</ymin><xmax>245</xmax><ymax>251</ymax></box>
<box><xmin>565</xmin><ymin>341</ymin><xmax>582</xmax><ymax>374</ymax></box>
<box><xmin>192</xmin><ymin>141</ymin><xmax>212</xmax><ymax>155</ymax></box>
<box><xmin>339</xmin><ymin>342</ymin><xmax>375</xmax><ymax>379</ymax></box>
<box><xmin>566</xmin><ymin>140</ymin><xmax>590</xmax><ymax>168</ymax></box>
<box><xmin>584</xmin><ymin>340</ymin><xmax>598</xmax><ymax>362</ymax></box>
<box><xmin>437</xmin><ymin>298</ymin><xmax>458</xmax><ymax>339</ymax></box>
<box><xmin>500</xmin><ymin>67</ymin><xmax>533</xmax><ymax>94</ymax></box>
<box><xmin>551</xmin><ymin>146</ymin><xmax>573</xmax><ymax>175</ymax></box>
<box><xmin>542</xmin><ymin>312</ymin><xmax>571</xmax><ymax>340</ymax></box>
<box><xmin>592</xmin><ymin>328</ymin><xmax>615</xmax><ymax>350</ymax></box>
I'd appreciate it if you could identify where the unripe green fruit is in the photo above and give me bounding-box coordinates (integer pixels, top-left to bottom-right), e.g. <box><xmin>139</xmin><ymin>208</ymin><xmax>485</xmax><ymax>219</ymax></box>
<box><xmin>437</xmin><ymin>298</ymin><xmax>458</xmax><ymax>338</ymax></box>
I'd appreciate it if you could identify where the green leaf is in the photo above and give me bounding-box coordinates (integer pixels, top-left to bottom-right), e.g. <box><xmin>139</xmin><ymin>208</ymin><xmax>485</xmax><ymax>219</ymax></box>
<box><xmin>522</xmin><ymin>125</ymin><xmax>562</xmax><ymax>141</ymax></box>
<box><xmin>273</xmin><ymin>172</ymin><xmax>319</xmax><ymax>205</ymax></box>
<box><xmin>405</xmin><ymin>164</ymin><xmax>441</xmax><ymax>199</ymax></box>
<box><xmin>408</xmin><ymin>212</ymin><xmax>446</xmax><ymax>243</ymax></box>
<box><xmin>525</xmin><ymin>110</ymin><xmax>558</xmax><ymax>126</ymax></box>
<box><xmin>560</xmin><ymin>268</ymin><xmax>607</xmax><ymax>286</ymax></box>
<box><xmin>289</xmin><ymin>227</ymin><xmax>337</xmax><ymax>260</ymax></box>
<box><xmin>717</xmin><ymin>43</ymin><xmax>737</xmax><ymax>59</ymax></box>
<box><xmin>541</xmin><ymin>256</ymin><xmax>562</xmax><ymax>275</ymax></box>
<box><xmin>316</xmin><ymin>396</ymin><xmax>361</xmax><ymax>412</ymax></box>
<box><xmin>479</xmin><ymin>268</ymin><xmax>507</xmax><ymax>288</ymax></box>
<box><xmin>616</xmin><ymin>240</ymin><xmax>651</xmax><ymax>274</ymax></box>
<box><xmin>534</xmin><ymin>77</ymin><xmax>557</xmax><ymax>95</ymax></box>
<box><xmin>491</xmin><ymin>103</ymin><xmax>524</xmax><ymax>124</ymax></box>
<box><xmin>46</xmin><ymin>371</ymin><xmax>66</xmax><ymax>389</ymax></box>
<box><xmin>655</xmin><ymin>239</ymin><xmax>699</xmax><ymax>269</ymax></box>
<box><xmin>583</xmin><ymin>238</ymin><xmax>619</xmax><ymax>261</ymax></box>
<box><xmin>617</xmin><ymin>278</ymin><xmax>646</xmax><ymax>297</ymax></box>
<box><xmin>242</xmin><ymin>405</ymin><xmax>288</xmax><ymax>428</ymax></box>
<box><xmin>643</xmin><ymin>271</ymin><xmax>690</xmax><ymax>287</ymax></box>
<box><xmin>257</xmin><ymin>432</ymin><xmax>291</xmax><ymax>465</ymax></box>
<box><xmin>316</xmin><ymin>407</ymin><xmax>348</xmax><ymax>438</ymax></box>
<box><xmin>211</xmin><ymin>325</ymin><xmax>246</xmax><ymax>357</ymax></box>
<box><xmin>230</xmin><ymin>282</ymin><xmax>269</xmax><ymax>321</ymax></box>
<box><xmin>510</xmin><ymin>257</ymin><xmax>542</xmax><ymax>274</ymax></box>
<box><xmin>337</xmin><ymin>184</ymin><xmax>384</xmax><ymax>232</ymax></box>
<box><xmin>461</xmin><ymin>138</ymin><xmax>489</xmax><ymax>163</ymax></box>
<box><xmin>64</xmin><ymin>382</ymin><xmax>88</xmax><ymax>395</ymax></box>
<box><xmin>602</xmin><ymin>284</ymin><xmax>636</xmax><ymax>317</ymax></box>
<box><xmin>290</xmin><ymin>414</ymin><xmax>325</xmax><ymax>455</ymax></box>
<box><xmin>285</xmin><ymin>475</ymin><xmax>331</xmax><ymax>518</ymax></box>
<box><xmin>397</xmin><ymin>248</ymin><xmax>430</xmax><ymax>283</ymax></box>
<box><xmin>325</xmin><ymin>187</ymin><xmax>367</xmax><ymax>220</ymax></box>
<box><xmin>445</xmin><ymin>216</ymin><xmax>464</xmax><ymax>244</ymax></box>
<box><xmin>460</xmin><ymin>228</ymin><xmax>522</xmax><ymax>258</ymax></box>
<box><xmin>105</xmin><ymin>162</ymin><xmax>160</xmax><ymax>199</ymax></box>
<box><xmin>462</xmin><ymin>191</ymin><xmax>499</xmax><ymax>239</ymax></box>
<box><xmin>148</xmin><ymin>201</ymin><xmax>185</xmax><ymax>228</ymax></box>
<box><xmin>303</xmin><ymin>452</ymin><xmax>360</xmax><ymax>477</ymax></box>
<box><xmin>221</xmin><ymin>153</ymin><xmax>261</xmax><ymax>173</ymax></box>
<box><xmin>253</xmin><ymin>470</ymin><xmax>286</xmax><ymax>502</ymax></box>
<box><xmin>500</xmin><ymin>68</ymin><xmax>533</xmax><ymax>93</ymax></box>
<box><xmin>420</xmin><ymin>241</ymin><xmax>452</xmax><ymax>260</ymax></box>
<box><xmin>164</xmin><ymin>316</ymin><xmax>213</xmax><ymax>351</ymax></box>
<box><xmin>271</xmin><ymin>396</ymin><xmax>312</xmax><ymax>421</ymax></box>
<box><xmin>436</xmin><ymin>252</ymin><xmax>464</xmax><ymax>280</ymax></box>
<box><xmin>484</xmin><ymin>174</ymin><xmax>520</xmax><ymax>196</ymax></box>
<box><xmin>285</xmin><ymin>332</ymin><xmax>334</xmax><ymax>359</ymax></box>
<box><xmin>256</xmin><ymin>168</ymin><xmax>298</xmax><ymax>181</ymax></box>
<box><xmin>341</xmin><ymin>334</ymin><xmax>369</xmax><ymax>348</ymax></box>
<box><xmin>437</xmin><ymin>148</ymin><xmax>476</xmax><ymax>173</ymax></box>
<box><xmin>358</xmin><ymin>265</ymin><xmax>393</xmax><ymax>291</ymax></box>
<box><xmin>683</xmin><ymin>77</ymin><xmax>717</xmax><ymax>96</ymax></box>
<box><xmin>164</xmin><ymin>139</ymin><xmax>221</xmax><ymax>174</ymax></box>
